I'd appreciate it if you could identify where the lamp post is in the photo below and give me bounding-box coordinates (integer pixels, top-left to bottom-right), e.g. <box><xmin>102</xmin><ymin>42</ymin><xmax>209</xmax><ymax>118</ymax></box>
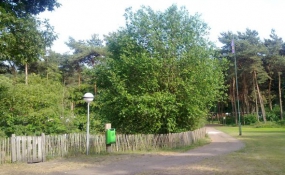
<box><xmin>83</xmin><ymin>92</ymin><xmax>94</xmax><ymax>155</ymax></box>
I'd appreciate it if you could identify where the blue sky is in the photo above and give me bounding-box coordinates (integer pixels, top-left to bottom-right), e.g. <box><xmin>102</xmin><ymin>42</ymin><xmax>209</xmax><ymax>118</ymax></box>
<box><xmin>38</xmin><ymin>0</ymin><xmax>285</xmax><ymax>54</ymax></box>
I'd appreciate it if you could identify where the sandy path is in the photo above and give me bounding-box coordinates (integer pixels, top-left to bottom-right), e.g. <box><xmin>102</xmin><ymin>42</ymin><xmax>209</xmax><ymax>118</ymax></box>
<box><xmin>51</xmin><ymin>127</ymin><xmax>244</xmax><ymax>175</ymax></box>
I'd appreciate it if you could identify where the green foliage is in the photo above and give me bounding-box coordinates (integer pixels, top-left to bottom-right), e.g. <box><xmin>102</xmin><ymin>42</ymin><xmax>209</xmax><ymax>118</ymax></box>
<box><xmin>0</xmin><ymin>129</ymin><xmax>5</xmax><ymax>138</ymax></box>
<box><xmin>253</xmin><ymin>119</ymin><xmax>285</xmax><ymax>128</ymax></box>
<box><xmin>65</xmin><ymin>82</ymin><xmax>105</xmax><ymax>134</ymax></box>
<box><xmin>253</xmin><ymin>121</ymin><xmax>281</xmax><ymax>128</ymax></box>
<box><xmin>0</xmin><ymin>6</ymin><xmax>57</xmax><ymax>80</ymax></box>
<box><xmin>0</xmin><ymin>74</ymin><xmax>73</xmax><ymax>136</ymax></box>
<box><xmin>243</xmin><ymin>114</ymin><xmax>258</xmax><ymax>125</ymax></box>
<box><xmin>0</xmin><ymin>7</ymin><xmax>52</xmax><ymax>60</ymax></box>
<box><xmin>95</xmin><ymin>5</ymin><xmax>227</xmax><ymax>134</ymax></box>
<box><xmin>60</xmin><ymin>36</ymin><xmax>107</xmax><ymax>86</ymax></box>
<box><xmin>0</xmin><ymin>0</ymin><xmax>61</xmax><ymax>16</ymax></box>
<box><xmin>29</xmin><ymin>50</ymin><xmax>63</xmax><ymax>82</ymax></box>
<box><xmin>266</xmin><ymin>106</ymin><xmax>280</xmax><ymax>121</ymax></box>
<box><xmin>4</xmin><ymin>2</ymin><xmax>285</xmax><ymax>137</ymax></box>
<box><xmin>276</xmin><ymin>120</ymin><xmax>285</xmax><ymax>126</ymax></box>
<box><xmin>219</xmin><ymin>29</ymin><xmax>285</xmax><ymax>124</ymax></box>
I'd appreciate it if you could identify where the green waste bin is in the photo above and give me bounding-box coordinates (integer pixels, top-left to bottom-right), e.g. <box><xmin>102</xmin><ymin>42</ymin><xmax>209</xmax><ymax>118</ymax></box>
<box><xmin>106</xmin><ymin>128</ymin><xmax>116</xmax><ymax>144</ymax></box>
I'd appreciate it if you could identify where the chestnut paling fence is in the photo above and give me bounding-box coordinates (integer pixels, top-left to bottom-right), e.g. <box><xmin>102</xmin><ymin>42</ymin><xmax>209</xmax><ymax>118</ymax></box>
<box><xmin>0</xmin><ymin>127</ymin><xmax>206</xmax><ymax>164</ymax></box>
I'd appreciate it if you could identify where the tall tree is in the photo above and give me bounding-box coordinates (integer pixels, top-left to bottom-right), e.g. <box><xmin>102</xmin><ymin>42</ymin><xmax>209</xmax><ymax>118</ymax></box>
<box><xmin>15</xmin><ymin>17</ymin><xmax>56</xmax><ymax>84</ymax></box>
<box><xmin>60</xmin><ymin>35</ymin><xmax>107</xmax><ymax>125</ymax></box>
<box><xmin>219</xmin><ymin>29</ymin><xmax>269</xmax><ymax>122</ymax></box>
<box><xmin>97</xmin><ymin>5</ymin><xmax>227</xmax><ymax>134</ymax></box>
<box><xmin>218</xmin><ymin>31</ymin><xmax>239</xmax><ymax>124</ymax></box>
<box><xmin>0</xmin><ymin>3</ymin><xmax>57</xmax><ymax>84</ymax></box>
<box><xmin>63</xmin><ymin>36</ymin><xmax>106</xmax><ymax>86</ymax></box>
<box><xmin>240</xmin><ymin>29</ymin><xmax>268</xmax><ymax>122</ymax></box>
<box><xmin>28</xmin><ymin>50</ymin><xmax>63</xmax><ymax>82</ymax></box>
<box><xmin>264</xmin><ymin>30</ymin><xmax>285</xmax><ymax>120</ymax></box>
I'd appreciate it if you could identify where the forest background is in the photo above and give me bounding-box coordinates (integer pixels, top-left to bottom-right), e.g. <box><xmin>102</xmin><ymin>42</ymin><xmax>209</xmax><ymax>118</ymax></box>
<box><xmin>0</xmin><ymin>0</ymin><xmax>284</xmax><ymax>137</ymax></box>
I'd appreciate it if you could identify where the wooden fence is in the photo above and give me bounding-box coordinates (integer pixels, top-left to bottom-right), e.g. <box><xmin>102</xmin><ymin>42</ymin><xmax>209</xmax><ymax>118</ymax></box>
<box><xmin>11</xmin><ymin>134</ymin><xmax>45</xmax><ymax>163</ymax></box>
<box><xmin>0</xmin><ymin>127</ymin><xmax>206</xmax><ymax>164</ymax></box>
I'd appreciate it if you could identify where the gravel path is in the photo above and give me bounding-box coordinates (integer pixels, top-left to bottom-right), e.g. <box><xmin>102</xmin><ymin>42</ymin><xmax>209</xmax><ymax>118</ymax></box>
<box><xmin>52</xmin><ymin>127</ymin><xmax>244</xmax><ymax>175</ymax></box>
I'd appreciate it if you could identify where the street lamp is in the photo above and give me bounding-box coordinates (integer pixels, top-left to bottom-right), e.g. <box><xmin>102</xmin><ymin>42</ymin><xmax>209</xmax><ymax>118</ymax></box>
<box><xmin>83</xmin><ymin>92</ymin><xmax>94</xmax><ymax>155</ymax></box>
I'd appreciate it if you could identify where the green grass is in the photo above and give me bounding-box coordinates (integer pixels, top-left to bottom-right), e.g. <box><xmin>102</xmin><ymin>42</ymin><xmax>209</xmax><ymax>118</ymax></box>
<box><xmin>209</xmin><ymin>126</ymin><xmax>285</xmax><ymax>175</ymax></box>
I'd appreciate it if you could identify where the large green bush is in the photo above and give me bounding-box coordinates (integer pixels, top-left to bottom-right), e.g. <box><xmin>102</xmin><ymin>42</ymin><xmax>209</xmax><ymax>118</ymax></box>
<box><xmin>0</xmin><ymin>74</ymin><xmax>72</xmax><ymax>136</ymax></box>
<box><xmin>266</xmin><ymin>106</ymin><xmax>280</xmax><ymax>121</ymax></box>
<box><xmin>95</xmin><ymin>5</ymin><xmax>227</xmax><ymax>134</ymax></box>
<box><xmin>244</xmin><ymin>114</ymin><xmax>258</xmax><ymax>125</ymax></box>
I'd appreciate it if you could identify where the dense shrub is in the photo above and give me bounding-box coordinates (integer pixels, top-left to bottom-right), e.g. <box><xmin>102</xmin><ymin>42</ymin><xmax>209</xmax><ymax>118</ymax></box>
<box><xmin>276</xmin><ymin>120</ymin><xmax>285</xmax><ymax>126</ymax></box>
<box><xmin>244</xmin><ymin>114</ymin><xmax>258</xmax><ymax>125</ymax></box>
<box><xmin>266</xmin><ymin>106</ymin><xmax>280</xmax><ymax>121</ymax></box>
<box><xmin>0</xmin><ymin>129</ymin><xmax>6</xmax><ymax>138</ymax></box>
<box><xmin>254</xmin><ymin>121</ymin><xmax>280</xmax><ymax>128</ymax></box>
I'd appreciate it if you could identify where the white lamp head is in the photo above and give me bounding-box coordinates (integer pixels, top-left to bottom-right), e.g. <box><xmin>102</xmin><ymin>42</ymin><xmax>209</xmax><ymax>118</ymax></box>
<box><xmin>83</xmin><ymin>92</ymin><xmax>94</xmax><ymax>103</ymax></box>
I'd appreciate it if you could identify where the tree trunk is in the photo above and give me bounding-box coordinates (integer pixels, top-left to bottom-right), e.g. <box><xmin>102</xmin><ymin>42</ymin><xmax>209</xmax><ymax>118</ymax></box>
<box><xmin>242</xmin><ymin>75</ymin><xmax>250</xmax><ymax>114</ymax></box>
<box><xmin>47</xmin><ymin>69</ymin><xmax>49</xmax><ymax>81</ymax></box>
<box><xmin>253</xmin><ymin>73</ymin><xmax>259</xmax><ymax>121</ymax></box>
<box><xmin>268</xmin><ymin>77</ymin><xmax>273</xmax><ymax>111</ymax></box>
<box><xmin>46</xmin><ymin>57</ymin><xmax>49</xmax><ymax>81</ymax></box>
<box><xmin>230</xmin><ymin>80</ymin><xmax>235</xmax><ymax>124</ymax></box>
<box><xmin>71</xmin><ymin>102</ymin><xmax>74</xmax><ymax>111</ymax></box>
<box><xmin>8</xmin><ymin>61</ymin><xmax>18</xmax><ymax>82</ymax></box>
<box><xmin>94</xmin><ymin>84</ymin><xmax>97</xmax><ymax>95</ymax></box>
<box><xmin>254</xmin><ymin>71</ymin><xmax>266</xmax><ymax>122</ymax></box>
<box><xmin>78</xmin><ymin>70</ymin><xmax>81</xmax><ymax>86</ymax></box>
<box><xmin>25</xmin><ymin>63</ymin><xmax>28</xmax><ymax>85</ymax></box>
<box><xmin>278</xmin><ymin>72</ymin><xmax>283</xmax><ymax>120</ymax></box>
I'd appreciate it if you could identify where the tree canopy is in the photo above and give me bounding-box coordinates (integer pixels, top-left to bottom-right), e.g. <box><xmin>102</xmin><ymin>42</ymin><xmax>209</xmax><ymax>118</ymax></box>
<box><xmin>0</xmin><ymin>0</ymin><xmax>60</xmax><ymax>16</ymax></box>
<box><xmin>95</xmin><ymin>5</ymin><xmax>227</xmax><ymax>134</ymax></box>
<box><xmin>1</xmin><ymin>3</ymin><xmax>285</xmax><ymax>137</ymax></box>
<box><xmin>218</xmin><ymin>28</ymin><xmax>285</xmax><ymax>124</ymax></box>
<box><xmin>0</xmin><ymin>2</ymin><xmax>57</xmax><ymax>84</ymax></box>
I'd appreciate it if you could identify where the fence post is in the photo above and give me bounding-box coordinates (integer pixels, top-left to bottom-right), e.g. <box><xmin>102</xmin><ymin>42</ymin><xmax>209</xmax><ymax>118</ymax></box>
<box><xmin>41</xmin><ymin>133</ymin><xmax>46</xmax><ymax>162</ymax></box>
<box><xmin>11</xmin><ymin>134</ymin><xmax>16</xmax><ymax>162</ymax></box>
<box><xmin>105</xmin><ymin>123</ymin><xmax>111</xmax><ymax>153</ymax></box>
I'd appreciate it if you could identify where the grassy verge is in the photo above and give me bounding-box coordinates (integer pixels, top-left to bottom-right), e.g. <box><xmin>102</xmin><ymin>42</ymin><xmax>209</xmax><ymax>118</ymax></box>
<box><xmin>199</xmin><ymin>126</ymin><xmax>285</xmax><ymax>175</ymax></box>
